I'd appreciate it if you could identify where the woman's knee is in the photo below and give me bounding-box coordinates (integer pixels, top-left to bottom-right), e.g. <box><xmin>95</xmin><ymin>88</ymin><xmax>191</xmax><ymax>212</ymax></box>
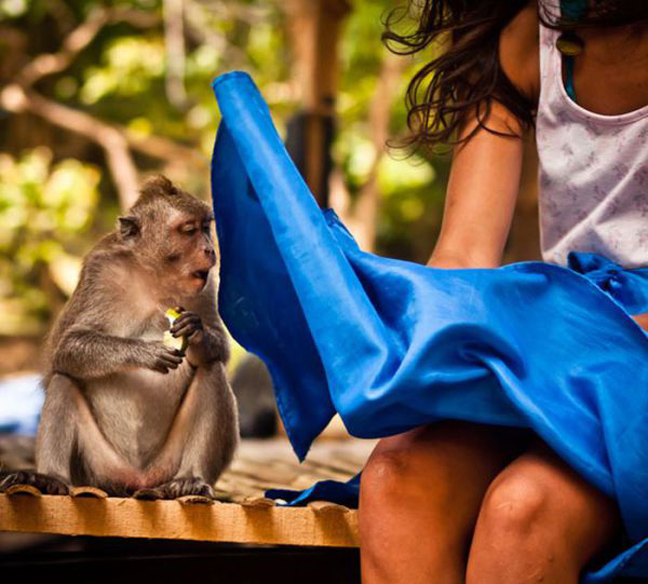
<box><xmin>358</xmin><ymin>436</ymin><xmax>430</xmax><ymax>568</ymax></box>
<box><xmin>360</xmin><ymin>438</ymin><xmax>424</xmax><ymax>508</ymax></box>
<box><xmin>468</xmin><ymin>447</ymin><xmax>621</xmax><ymax>583</ymax></box>
<box><xmin>360</xmin><ymin>421</ymin><xmax>521</xmax><ymax>513</ymax></box>
<box><xmin>475</xmin><ymin>471</ymin><xmax>550</xmax><ymax>543</ymax></box>
<box><xmin>359</xmin><ymin>429</ymin><xmax>464</xmax><ymax>533</ymax></box>
<box><xmin>359</xmin><ymin>431</ymin><xmax>478</xmax><ymax>581</ymax></box>
<box><xmin>465</xmin><ymin>472</ymin><xmax>568</xmax><ymax>584</ymax></box>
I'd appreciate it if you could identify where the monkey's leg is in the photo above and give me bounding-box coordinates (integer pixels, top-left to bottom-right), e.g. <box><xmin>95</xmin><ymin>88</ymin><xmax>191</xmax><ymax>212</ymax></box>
<box><xmin>36</xmin><ymin>375</ymin><xmax>81</xmax><ymax>483</ymax></box>
<box><xmin>0</xmin><ymin>374</ymin><xmax>79</xmax><ymax>495</ymax></box>
<box><xmin>153</xmin><ymin>364</ymin><xmax>239</xmax><ymax>499</ymax></box>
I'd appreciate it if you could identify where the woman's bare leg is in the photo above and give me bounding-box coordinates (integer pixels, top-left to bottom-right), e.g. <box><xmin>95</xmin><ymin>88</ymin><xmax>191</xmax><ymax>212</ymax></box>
<box><xmin>359</xmin><ymin>421</ymin><xmax>530</xmax><ymax>584</ymax></box>
<box><xmin>466</xmin><ymin>440</ymin><xmax>622</xmax><ymax>584</ymax></box>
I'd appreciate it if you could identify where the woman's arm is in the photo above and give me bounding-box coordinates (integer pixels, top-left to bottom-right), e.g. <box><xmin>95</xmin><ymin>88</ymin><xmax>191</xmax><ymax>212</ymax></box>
<box><xmin>428</xmin><ymin>3</ymin><xmax>539</xmax><ymax>270</ymax></box>
<box><xmin>428</xmin><ymin>105</ymin><xmax>526</xmax><ymax>269</ymax></box>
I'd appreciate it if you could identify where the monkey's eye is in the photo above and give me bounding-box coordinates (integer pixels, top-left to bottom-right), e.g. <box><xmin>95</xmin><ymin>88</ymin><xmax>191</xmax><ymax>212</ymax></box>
<box><xmin>181</xmin><ymin>226</ymin><xmax>198</xmax><ymax>236</ymax></box>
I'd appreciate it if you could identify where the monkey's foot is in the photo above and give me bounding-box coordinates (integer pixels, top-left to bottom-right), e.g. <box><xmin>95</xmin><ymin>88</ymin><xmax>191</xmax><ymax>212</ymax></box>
<box><xmin>157</xmin><ymin>477</ymin><xmax>214</xmax><ymax>500</ymax></box>
<box><xmin>0</xmin><ymin>470</ymin><xmax>69</xmax><ymax>495</ymax></box>
<box><xmin>132</xmin><ymin>487</ymin><xmax>164</xmax><ymax>501</ymax></box>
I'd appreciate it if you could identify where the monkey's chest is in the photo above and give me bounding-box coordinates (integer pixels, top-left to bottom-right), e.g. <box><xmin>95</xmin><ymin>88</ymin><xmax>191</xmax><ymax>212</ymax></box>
<box><xmin>86</xmin><ymin>318</ymin><xmax>195</xmax><ymax>468</ymax></box>
<box><xmin>134</xmin><ymin>312</ymin><xmax>169</xmax><ymax>342</ymax></box>
<box><xmin>88</xmin><ymin>366</ymin><xmax>194</xmax><ymax>467</ymax></box>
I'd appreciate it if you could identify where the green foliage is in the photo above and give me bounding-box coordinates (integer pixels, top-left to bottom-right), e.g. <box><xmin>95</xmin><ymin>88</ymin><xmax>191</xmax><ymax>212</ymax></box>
<box><xmin>337</xmin><ymin>0</ymin><xmax>448</xmax><ymax>262</ymax></box>
<box><xmin>0</xmin><ymin>149</ymin><xmax>100</xmax><ymax>334</ymax></box>
<box><xmin>80</xmin><ymin>37</ymin><xmax>166</xmax><ymax>104</ymax></box>
<box><xmin>0</xmin><ymin>0</ymin><xmax>26</xmax><ymax>18</ymax></box>
<box><xmin>378</xmin><ymin>153</ymin><xmax>450</xmax><ymax>262</ymax></box>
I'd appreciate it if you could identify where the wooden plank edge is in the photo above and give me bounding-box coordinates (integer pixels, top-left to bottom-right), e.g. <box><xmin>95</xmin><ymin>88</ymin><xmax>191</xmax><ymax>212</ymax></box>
<box><xmin>0</xmin><ymin>494</ymin><xmax>359</xmax><ymax>548</ymax></box>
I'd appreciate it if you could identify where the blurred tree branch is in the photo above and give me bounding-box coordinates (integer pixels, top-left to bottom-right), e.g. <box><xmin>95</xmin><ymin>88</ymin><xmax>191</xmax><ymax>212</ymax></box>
<box><xmin>185</xmin><ymin>0</ymin><xmax>248</xmax><ymax>67</ymax></box>
<box><xmin>193</xmin><ymin>0</ymin><xmax>268</xmax><ymax>25</ymax></box>
<box><xmin>353</xmin><ymin>52</ymin><xmax>405</xmax><ymax>250</ymax></box>
<box><xmin>18</xmin><ymin>6</ymin><xmax>161</xmax><ymax>88</ymax></box>
<box><xmin>332</xmin><ymin>52</ymin><xmax>405</xmax><ymax>251</ymax></box>
<box><xmin>0</xmin><ymin>26</ymin><xmax>27</xmax><ymax>79</ymax></box>
<box><xmin>1</xmin><ymin>85</ymin><xmax>205</xmax><ymax>209</ymax></box>
<box><xmin>1</xmin><ymin>4</ymin><xmax>204</xmax><ymax>210</ymax></box>
<box><xmin>163</xmin><ymin>0</ymin><xmax>187</xmax><ymax>109</ymax></box>
<box><xmin>1</xmin><ymin>86</ymin><xmax>139</xmax><ymax>209</ymax></box>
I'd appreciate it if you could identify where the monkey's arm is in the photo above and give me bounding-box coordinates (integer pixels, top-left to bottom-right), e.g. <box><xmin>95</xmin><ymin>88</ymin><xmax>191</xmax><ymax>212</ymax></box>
<box><xmin>52</xmin><ymin>328</ymin><xmax>184</xmax><ymax>379</ymax></box>
<box><xmin>200</xmin><ymin>317</ymin><xmax>230</xmax><ymax>363</ymax></box>
<box><xmin>177</xmin><ymin>277</ymin><xmax>230</xmax><ymax>367</ymax></box>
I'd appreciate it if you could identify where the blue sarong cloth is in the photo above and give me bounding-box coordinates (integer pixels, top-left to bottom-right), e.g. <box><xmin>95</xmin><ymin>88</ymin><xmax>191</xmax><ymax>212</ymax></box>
<box><xmin>210</xmin><ymin>71</ymin><xmax>648</xmax><ymax>582</ymax></box>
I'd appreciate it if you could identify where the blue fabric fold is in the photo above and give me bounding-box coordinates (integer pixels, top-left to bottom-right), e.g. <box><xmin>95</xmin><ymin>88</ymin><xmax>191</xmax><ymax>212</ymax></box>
<box><xmin>210</xmin><ymin>71</ymin><xmax>648</xmax><ymax>582</ymax></box>
<box><xmin>266</xmin><ymin>474</ymin><xmax>362</xmax><ymax>509</ymax></box>
<box><xmin>568</xmin><ymin>252</ymin><xmax>648</xmax><ymax>315</ymax></box>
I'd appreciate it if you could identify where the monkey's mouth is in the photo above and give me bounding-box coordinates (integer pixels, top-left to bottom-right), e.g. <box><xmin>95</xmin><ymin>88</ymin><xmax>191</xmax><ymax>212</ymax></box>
<box><xmin>192</xmin><ymin>270</ymin><xmax>209</xmax><ymax>282</ymax></box>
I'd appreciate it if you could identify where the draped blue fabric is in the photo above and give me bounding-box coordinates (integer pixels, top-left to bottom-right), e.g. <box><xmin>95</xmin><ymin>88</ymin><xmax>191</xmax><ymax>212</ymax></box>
<box><xmin>210</xmin><ymin>71</ymin><xmax>648</xmax><ymax>582</ymax></box>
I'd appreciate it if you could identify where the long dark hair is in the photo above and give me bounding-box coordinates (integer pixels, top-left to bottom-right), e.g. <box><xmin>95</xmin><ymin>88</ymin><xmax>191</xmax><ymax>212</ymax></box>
<box><xmin>383</xmin><ymin>0</ymin><xmax>648</xmax><ymax>151</ymax></box>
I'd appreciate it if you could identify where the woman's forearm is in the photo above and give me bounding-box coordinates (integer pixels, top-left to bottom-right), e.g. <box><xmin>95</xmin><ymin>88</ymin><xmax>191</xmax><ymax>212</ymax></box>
<box><xmin>427</xmin><ymin>102</ymin><xmax>525</xmax><ymax>270</ymax></box>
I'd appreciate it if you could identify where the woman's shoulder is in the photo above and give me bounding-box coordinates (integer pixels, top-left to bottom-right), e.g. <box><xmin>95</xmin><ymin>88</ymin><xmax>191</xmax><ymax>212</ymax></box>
<box><xmin>499</xmin><ymin>2</ymin><xmax>541</xmax><ymax>106</ymax></box>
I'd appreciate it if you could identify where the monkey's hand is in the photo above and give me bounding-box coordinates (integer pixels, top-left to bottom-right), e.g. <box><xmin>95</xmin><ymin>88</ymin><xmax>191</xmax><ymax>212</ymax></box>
<box><xmin>142</xmin><ymin>341</ymin><xmax>185</xmax><ymax>374</ymax></box>
<box><xmin>172</xmin><ymin>311</ymin><xmax>227</xmax><ymax>367</ymax></box>
<box><xmin>171</xmin><ymin>310</ymin><xmax>203</xmax><ymax>345</ymax></box>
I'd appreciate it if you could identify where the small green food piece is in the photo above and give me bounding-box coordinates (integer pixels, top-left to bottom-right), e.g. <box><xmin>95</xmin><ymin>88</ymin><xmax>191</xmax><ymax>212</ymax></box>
<box><xmin>163</xmin><ymin>308</ymin><xmax>189</xmax><ymax>352</ymax></box>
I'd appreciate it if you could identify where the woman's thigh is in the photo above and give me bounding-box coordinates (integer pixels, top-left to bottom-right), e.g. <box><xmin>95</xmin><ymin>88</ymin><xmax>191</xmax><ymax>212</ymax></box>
<box><xmin>466</xmin><ymin>439</ymin><xmax>622</xmax><ymax>584</ymax></box>
<box><xmin>359</xmin><ymin>421</ymin><xmax>532</xmax><ymax>584</ymax></box>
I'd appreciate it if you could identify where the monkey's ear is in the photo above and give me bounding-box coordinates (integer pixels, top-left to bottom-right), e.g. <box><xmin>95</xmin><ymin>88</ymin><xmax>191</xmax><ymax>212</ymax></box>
<box><xmin>118</xmin><ymin>216</ymin><xmax>140</xmax><ymax>239</ymax></box>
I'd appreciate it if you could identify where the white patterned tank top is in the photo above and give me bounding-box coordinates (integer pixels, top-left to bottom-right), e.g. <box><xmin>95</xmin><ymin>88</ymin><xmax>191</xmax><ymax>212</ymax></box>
<box><xmin>536</xmin><ymin>22</ymin><xmax>648</xmax><ymax>268</ymax></box>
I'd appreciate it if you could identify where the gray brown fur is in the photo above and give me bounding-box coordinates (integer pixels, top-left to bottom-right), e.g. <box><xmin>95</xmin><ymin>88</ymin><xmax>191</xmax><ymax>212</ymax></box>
<box><xmin>0</xmin><ymin>176</ymin><xmax>238</xmax><ymax>498</ymax></box>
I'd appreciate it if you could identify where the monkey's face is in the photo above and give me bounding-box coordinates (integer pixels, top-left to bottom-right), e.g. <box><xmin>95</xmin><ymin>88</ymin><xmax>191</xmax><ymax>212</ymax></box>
<box><xmin>119</xmin><ymin>177</ymin><xmax>218</xmax><ymax>301</ymax></box>
<box><xmin>156</xmin><ymin>210</ymin><xmax>217</xmax><ymax>298</ymax></box>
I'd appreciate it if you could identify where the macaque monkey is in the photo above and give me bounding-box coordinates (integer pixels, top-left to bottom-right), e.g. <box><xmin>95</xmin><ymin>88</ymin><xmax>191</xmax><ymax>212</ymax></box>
<box><xmin>0</xmin><ymin>176</ymin><xmax>238</xmax><ymax>498</ymax></box>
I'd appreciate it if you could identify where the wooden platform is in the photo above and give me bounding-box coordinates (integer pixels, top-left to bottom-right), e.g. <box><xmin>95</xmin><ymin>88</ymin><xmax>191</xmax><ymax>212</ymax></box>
<box><xmin>0</xmin><ymin>492</ymin><xmax>358</xmax><ymax>547</ymax></box>
<box><xmin>0</xmin><ymin>436</ymin><xmax>374</xmax><ymax>548</ymax></box>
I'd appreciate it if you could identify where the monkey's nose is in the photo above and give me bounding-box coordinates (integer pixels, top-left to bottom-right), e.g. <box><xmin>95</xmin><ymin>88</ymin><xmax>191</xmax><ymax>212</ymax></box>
<box><xmin>204</xmin><ymin>247</ymin><xmax>216</xmax><ymax>263</ymax></box>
